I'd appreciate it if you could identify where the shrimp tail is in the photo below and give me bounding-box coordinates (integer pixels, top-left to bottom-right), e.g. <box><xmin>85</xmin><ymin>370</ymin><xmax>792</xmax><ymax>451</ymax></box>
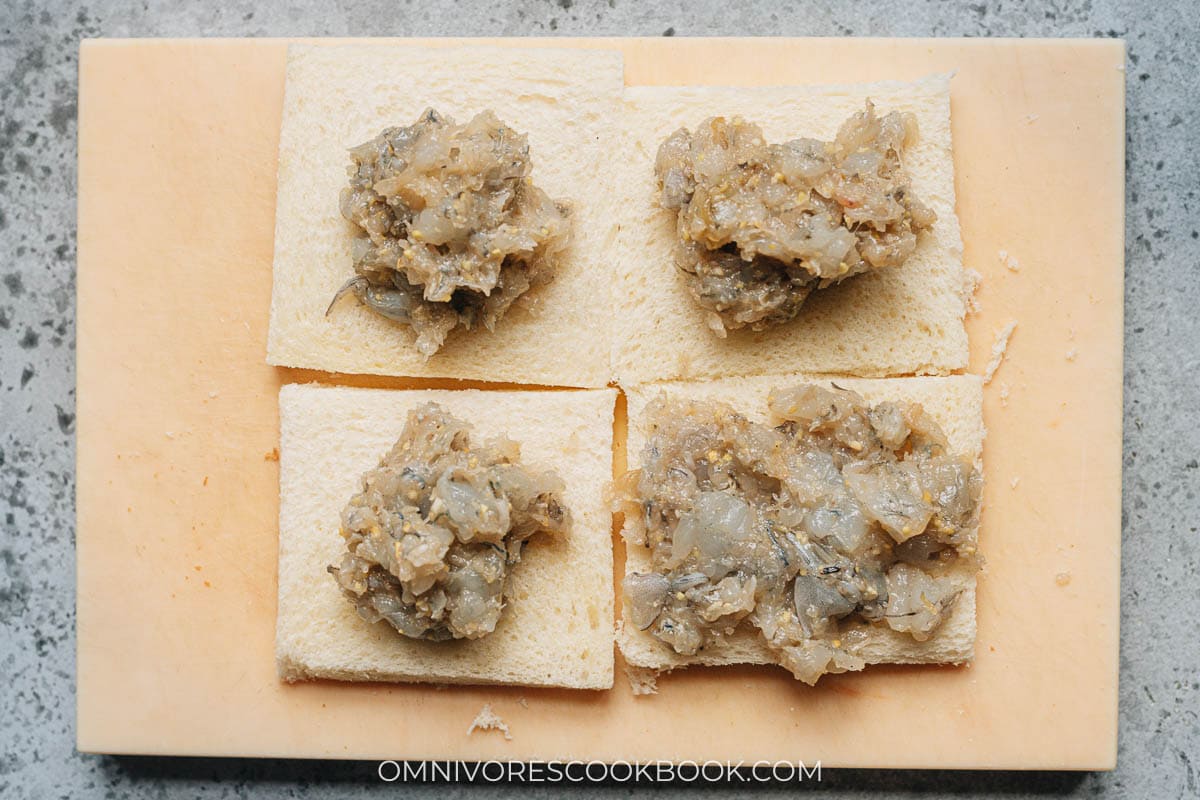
<box><xmin>326</xmin><ymin>276</ymin><xmax>366</xmax><ymax>317</ymax></box>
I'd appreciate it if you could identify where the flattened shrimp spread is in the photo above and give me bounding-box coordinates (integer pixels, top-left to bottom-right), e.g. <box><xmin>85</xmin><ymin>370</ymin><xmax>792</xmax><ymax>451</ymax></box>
<box><xmin>620</xmin><ymin>384</ymin><xmax>982</xmax><ymax>684</ymax></box>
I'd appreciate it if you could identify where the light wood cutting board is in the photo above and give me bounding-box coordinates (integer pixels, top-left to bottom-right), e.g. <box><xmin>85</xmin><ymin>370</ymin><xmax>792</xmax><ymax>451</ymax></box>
<box><xmin>76</xmin><ymin>37</ymin><xmax>1124</xmax><ymax>769</ymax></box>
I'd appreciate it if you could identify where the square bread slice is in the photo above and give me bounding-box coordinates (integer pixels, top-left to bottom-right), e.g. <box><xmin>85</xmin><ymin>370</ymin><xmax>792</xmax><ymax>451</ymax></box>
<box><xmin>276</xmin><ymin>384</ymin><xmax>617</xmax><ymax>689</ymax></box>
<box><xmin>611</xmin><ymin>75</ymin><xmax>971</xmax><ymax>386</ymax></box>
<box><xmin>619</xmin><ymin>373</ymin><xmax>984</xmax><ymax>676</ymax></box>
<box><xmin>267</xmin><ymin>44</ymin><xmax>624</xmax><ymax>387</ymax></box>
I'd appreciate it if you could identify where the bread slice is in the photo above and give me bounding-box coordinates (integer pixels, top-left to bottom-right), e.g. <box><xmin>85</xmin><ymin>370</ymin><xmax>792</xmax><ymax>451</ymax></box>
<box><xmin>276</xmin><ymin>384</ymin><xmax>617</xmax><ymax>689</ymax></box>
<box><xmin>267</xmin><ymin>44</ymin><xmax>623</xmax><ymax>387</ymax></box>
<box><xmin>619</xmin><ymin>373</ymin><xmax>984</xmax><ymax>676</ymax></box>
<box><xmin>611</xmin><ymin>75</ymin><xmax>971</xmax><ymax>386</ymax></box>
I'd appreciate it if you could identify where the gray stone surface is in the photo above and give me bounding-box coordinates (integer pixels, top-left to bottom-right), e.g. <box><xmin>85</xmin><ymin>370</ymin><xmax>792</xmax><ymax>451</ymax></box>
<box><xmin>0</xmin><ymin>0</ymin><xmax>1196</xmax><ymax>796</ymax></box>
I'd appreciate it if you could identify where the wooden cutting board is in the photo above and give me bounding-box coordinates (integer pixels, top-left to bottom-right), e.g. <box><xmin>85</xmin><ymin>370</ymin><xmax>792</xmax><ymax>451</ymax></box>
<box><xmin>76</xmin><ymin>37</ymin><xmax>1124</xmax><ymax>769</ymax></box>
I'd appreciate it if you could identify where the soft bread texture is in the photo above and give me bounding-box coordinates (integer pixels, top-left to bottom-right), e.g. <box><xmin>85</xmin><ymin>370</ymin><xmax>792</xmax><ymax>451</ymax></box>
<box><xmin>611</xmin><ymin>76</ymin><xmax>970</xmax><ymax>386</ymax></box>
<box><xmin>276</xmin><ymin>384</ymin><xmax>617</xmax><ymax>689</ymax></box>
<box><xmin>619</xmin><ymin>374</ymin><xmax>984</xmax><ymax>675</ymax></box>
<box><xmin>267</xmin><ymin>44</ymin><xmax>623</xmax><ymax>387</ymax></box>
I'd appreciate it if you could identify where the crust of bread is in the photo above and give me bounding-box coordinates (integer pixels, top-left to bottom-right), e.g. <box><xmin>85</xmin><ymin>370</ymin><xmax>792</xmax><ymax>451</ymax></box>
<box><xmin>618</xmin><ymin>374</ymin><xmax>984</xmax><ymax>676</ymax></box>
<box><xmin>611</xmin><ymin>75</ymin><xmax>969</xmax><ymax>386</ymax></box>
<box><xmin>267</xmin><ymin>44</ymin><xmax>623</xmax><ymax>387</ymax></box>
<box><xmin>275</xmin><ymin>384</ymin><xmax>617</xmax><ymax>689</ymax></box>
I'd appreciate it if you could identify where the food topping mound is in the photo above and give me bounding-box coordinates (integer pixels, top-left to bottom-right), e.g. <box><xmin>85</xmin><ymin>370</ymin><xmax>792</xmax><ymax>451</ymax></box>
<box><xmin>620</xmin><ymin>384</ymin><xmax>981</xmax><ymax>684</ymax></box>
<box><xmin>654</xmin><ymin>104</ymin><xmax>936</xmax><ymax>336</ymax></box>
<box><xmin>331</xmin><ymin>403</ymin><xmax>570</xmax><ymax>641</ymax></box>
<box><xmin>329</xmin><ymin>109</ymin><xmax>571</xmax><ymax>356</ymax></box>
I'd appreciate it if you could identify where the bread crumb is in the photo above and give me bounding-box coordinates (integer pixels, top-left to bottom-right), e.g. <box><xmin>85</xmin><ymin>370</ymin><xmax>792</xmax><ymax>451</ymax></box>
<box><xmin>165</xmin><ymin>431</ymin><xmax>175</xmax><ymax>440</ymax></box>
<box><xmin>208</xmin><ymin>390</ymin><xmax>219</xmax><ymax>399</ymax></box>
<box><xmin>1024</xmin><ymin>113</ymin><xmax>1040</xmax><ymax>124</ymax></box>
<box><xmin>625</xmin><ymin>665</ymin><xmax>660</xmax><ymax>696</ymax></box>
<box><xmin>962</xmin><ymin>269</ymin><xmax>982</xmax><ymax>315</ymax></box>
<box><xmin>982</xmin><ymin>321</ymin><xmax>1017</xmax><ymax>384</ymax></box>
<box><xmin>264</xmin><ymin>448</ymin><xmax>280</xmax><ymax>462</ymax></box>
<box><xmin>1065</xmin><ymin>349</ymin><xmax>1078</xmax><ymax>362</ymax></box>
<box><xmin>467</xmin><ymin>703</ymin><xmax>512</xmax><ymax>740</ymax></box>
<box><xmin>998</xmin><ymin>382</ymin><xmax>1010</xmax><ymax>407</ymax></box>
<box><xmin>1010</xmin><ymin>476</ymin><xmax>1020</xmax><ymax>489</ymax></box>
<box><xmin>1055</xmin><ymin>572</ymin><xmax>1072</xmax><ymax>587</ymax></box>
<box><xmin>517</xmin><ymin>697</ymin><xmax>529</xmax><ymax>709</ymax></box>
<box><xmin>999</xmin><ymin>250</ymin><xmax>1020</xmax><ymax>271</ymax></box>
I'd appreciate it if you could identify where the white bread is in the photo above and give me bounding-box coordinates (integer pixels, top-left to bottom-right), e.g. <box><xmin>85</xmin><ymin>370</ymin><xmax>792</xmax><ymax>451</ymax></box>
<box><xmin>611</xmin><ymin>75</ymin><xmax>971</xmax><ymax>386</ymax></box>
<box><xmin>619</xmin><ymin>374</ymin><xmax>984</xmax><ymax>675</ymax></box>
<box><xmin>267</xmin><ymin>44</ymin><xmax>623</xmax><ymax>387</ymax></box>
<box><xmin>275</xmin><ymin>384</ymin><xmax>617</xmax><ymax>689</ymax></box>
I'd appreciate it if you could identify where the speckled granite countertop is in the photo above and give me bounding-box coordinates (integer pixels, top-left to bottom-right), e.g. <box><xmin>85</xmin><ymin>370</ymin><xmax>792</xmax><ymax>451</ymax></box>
<box><xmin>1</xmin><ymin>0</ymin><xmax>1196</xmax><ymax>797</ymax></box>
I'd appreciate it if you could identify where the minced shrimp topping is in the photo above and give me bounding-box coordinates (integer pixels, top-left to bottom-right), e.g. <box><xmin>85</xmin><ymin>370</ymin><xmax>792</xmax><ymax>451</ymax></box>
<box><xmin>330</xmin><ymin>403</ymin><xmax>570</xmax><ymax>641</ymax></box>
<box><xmin>654</xmin><ymin>104</ymin><xmax>937</xmax><ymax>336</ymax></box>
<box><xmin>619</xmin><ymin>384</ymin><xmax>982</xmax><ymax>684</ymax></box>
<box><xmin>328</xmin><ymin>108</ymin><xmax>571</xmax><ymax>357</ymax></box>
